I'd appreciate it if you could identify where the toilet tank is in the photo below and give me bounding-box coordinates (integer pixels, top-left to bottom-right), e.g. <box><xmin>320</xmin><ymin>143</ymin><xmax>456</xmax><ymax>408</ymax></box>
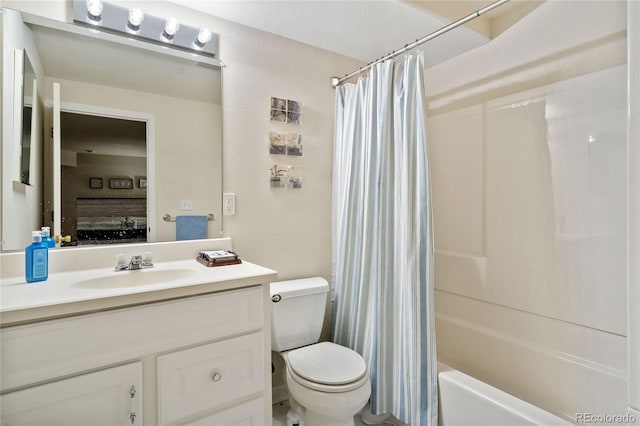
<box><xmin>270</xmin><ymin>277</ymin><xmax>329</xmax><ymax>352</ymax></box>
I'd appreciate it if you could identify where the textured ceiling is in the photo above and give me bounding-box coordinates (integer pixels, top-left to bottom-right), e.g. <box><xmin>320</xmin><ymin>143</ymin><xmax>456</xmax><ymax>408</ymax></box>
<box><xmin>169</xmin><ymin>0</ymin><xmax>496</xmax><ymax>69</ymax></box>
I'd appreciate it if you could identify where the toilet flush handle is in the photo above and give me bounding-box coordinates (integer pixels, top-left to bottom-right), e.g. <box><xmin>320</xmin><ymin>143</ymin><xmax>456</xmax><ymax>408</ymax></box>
<box><xmin>211</xmin><ymin>372</ymin><xmax>222</xmax><ymax>382</ymax></box>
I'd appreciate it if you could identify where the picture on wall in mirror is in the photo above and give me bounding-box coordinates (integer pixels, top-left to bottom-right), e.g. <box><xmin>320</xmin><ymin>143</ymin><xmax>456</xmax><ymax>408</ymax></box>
<box><xmin>138</xmin><ymin>178</ymin><xmax>147</xmax><ymax>189</ymax></box>
<box><xmin>270</xmin><ymin>164</ymin><xmax>303</xmax><ymax>189</ymax></box>
<box><xmin>270</xmin><ymin>97</ymin><xmax>302</xmax><ymax>124</ymax></box>
<box><xmin>109</xmin><ymin>178</ymin><xmax>134</xmax><ymax>189</ymax></box>
<box><xmin>269</xmin><ymin>131</ymin><xmax>303</xmax><ymax>156</ymax></box>
<box><xmin>89</xmin><ymin>177</ymin><xmax>103</xmax><ymax>189</ymax></box>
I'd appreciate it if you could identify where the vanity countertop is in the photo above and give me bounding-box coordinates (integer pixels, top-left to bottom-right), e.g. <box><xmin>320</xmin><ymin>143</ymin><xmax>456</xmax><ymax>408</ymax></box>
<box><xmin>0</xmin><ymin>259</ymin><xmax>277</xmax><ymax>326</ymax></box>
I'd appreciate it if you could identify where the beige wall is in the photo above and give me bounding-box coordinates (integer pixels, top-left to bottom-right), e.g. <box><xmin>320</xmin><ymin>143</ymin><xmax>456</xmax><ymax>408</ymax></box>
<box><xmin>426</xmin><ymin>1</ymin><xmax>628</xmax><ymax>420</ymax></box>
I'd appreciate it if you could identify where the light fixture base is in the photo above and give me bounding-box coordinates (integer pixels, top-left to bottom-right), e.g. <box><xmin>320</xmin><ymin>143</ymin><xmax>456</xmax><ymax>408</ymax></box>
<box><xmin>72</xmin><ymin>0</ymin><xmax>219</xmax><ymax>59</ymax></box>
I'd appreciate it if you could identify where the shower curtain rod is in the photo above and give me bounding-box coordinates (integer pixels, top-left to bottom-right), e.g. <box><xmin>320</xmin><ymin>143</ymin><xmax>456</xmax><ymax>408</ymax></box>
<box><xmin>331</xmin><ymin>0</ymin><xmax>510</xmax><ymax>87</ymax></box>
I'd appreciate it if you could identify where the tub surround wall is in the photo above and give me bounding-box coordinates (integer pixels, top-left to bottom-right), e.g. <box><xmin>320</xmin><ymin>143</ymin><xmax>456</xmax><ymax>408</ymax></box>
<box><xmin>437</xmin><ymin>363</ymin><xmax>572</xmax><ymax>426</ymax></box>
<box><xmin>629</xmin><ymin>0</ymin><xmax>640</xmax><ymax>415</ymax></box>
<box><xmin>427</xmin><ymin>1</ymin><xmax>629</xmax><ymax>421</ymax></box>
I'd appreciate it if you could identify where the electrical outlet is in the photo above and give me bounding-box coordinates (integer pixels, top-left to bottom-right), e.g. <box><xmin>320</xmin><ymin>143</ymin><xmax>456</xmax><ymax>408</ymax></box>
<box><xmin>180</xmin><ymin>199</ymin><xmax>193</xmax><ymax>211</ymax></box>
<box><xmin>223</xmin><ymin>193</ymin><xmax>235</xmax><ymax>216</ymax></box>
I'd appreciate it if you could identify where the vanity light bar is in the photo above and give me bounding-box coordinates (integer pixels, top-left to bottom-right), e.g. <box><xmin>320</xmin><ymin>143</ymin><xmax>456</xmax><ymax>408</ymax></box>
<box><xmin>72</xmin><ymin>0</ymin><xmax>218</xmax><ymax>59</ymax></box>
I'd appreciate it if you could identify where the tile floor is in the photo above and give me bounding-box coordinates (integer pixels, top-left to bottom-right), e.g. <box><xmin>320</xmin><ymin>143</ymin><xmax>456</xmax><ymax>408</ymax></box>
<box><xmin>272</xmin><ymin>400</ymin><xmax>370</xmax><ymax>426</ymax></box>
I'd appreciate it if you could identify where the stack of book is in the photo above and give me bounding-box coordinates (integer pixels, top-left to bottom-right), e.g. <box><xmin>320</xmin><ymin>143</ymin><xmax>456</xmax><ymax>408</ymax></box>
<box><xmin>196</xmin><ymin>250</ymin><xmax>242</xmax><ymax>267</ymax></box>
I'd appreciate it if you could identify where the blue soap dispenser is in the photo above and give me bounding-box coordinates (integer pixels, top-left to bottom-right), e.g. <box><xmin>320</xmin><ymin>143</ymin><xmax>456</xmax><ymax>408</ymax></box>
<box><xmin>26</xmin><ymin>230</ymin><xmax>49</xmax><ymax>283</ymax></box>
<box><xmin>41</xmin><ymin>226</ymin><xmax>56</xmax><ymax>248</ymax></box>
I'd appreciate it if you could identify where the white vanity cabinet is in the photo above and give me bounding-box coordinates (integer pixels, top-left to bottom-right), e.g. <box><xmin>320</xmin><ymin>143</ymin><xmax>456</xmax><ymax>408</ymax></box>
<box><xmin>0</xmin><ymin>284</ymin><xmax>272</xmax><ymax>426</ymax></box>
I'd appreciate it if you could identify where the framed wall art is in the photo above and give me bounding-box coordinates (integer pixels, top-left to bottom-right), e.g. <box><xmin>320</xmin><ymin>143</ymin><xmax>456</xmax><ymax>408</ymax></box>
<box><xmin>109</xmin><ymin>178</ymin><xmax>134</xmax><ymax>189</ymax></box>
<box><xmin>270</xmin><ymin>97</ymin><xmax>303</xmax><ymax>124</ymax></box>
<box><xmin>89</xmin><ymin>177</ymin><xmax>103</xmax><ymax>189</ymax></box>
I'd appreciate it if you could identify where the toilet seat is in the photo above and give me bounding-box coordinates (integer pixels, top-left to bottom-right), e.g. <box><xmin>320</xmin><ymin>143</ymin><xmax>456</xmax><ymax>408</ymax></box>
<box><xmin>285</xmin><ymin>342</ymin><xmax>368</xmax><ymax>393</ymax></box>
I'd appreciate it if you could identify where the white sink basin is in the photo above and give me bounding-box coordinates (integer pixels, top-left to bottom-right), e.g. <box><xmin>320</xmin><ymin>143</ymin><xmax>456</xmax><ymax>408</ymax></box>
<box><xmin>73</xmin><ymin>269</ymin><xmax>195</xmax><ymax>289</ymax></box>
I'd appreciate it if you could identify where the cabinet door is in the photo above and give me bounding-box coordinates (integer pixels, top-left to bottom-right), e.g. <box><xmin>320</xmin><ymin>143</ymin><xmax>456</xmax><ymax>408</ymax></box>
<box><xmin>0</xmin><ymin>362</ymin><xmax>142</xmax><ymax>426</ymax></box>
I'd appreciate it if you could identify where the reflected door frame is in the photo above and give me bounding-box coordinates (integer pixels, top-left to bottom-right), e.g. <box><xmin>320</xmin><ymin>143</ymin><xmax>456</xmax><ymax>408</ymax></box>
<box><xmin>45</xmin><ymin>97</ymin><xmax>156</xmax><ymax>243</ymax></box>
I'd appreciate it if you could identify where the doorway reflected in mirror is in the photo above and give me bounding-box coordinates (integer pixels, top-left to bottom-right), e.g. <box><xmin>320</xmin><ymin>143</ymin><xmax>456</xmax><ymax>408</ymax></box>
<box><xmin>59</xmin><ymin>112</ymin><xmax>147</xmax><ymax>246</ymax></box>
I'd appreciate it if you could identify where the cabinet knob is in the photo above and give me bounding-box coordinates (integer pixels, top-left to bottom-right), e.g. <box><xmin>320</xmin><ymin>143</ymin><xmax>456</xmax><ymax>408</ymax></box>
<box><xmin>211</xmin><ymin>372</ymin><xmax>222</xmax><ymax>382</ymax></box>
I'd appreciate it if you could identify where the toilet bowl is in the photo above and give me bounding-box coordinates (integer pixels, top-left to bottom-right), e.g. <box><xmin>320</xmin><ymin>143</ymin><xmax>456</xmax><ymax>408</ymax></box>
<box><xmin>284</xmin><ymin>342</ymin><xmax>371</xmax><ymax>426</ymax></box>
<box><xmin>271</xmin><ymin>278</ymin><xmax>371</xmax><ymax>426</ymax></box>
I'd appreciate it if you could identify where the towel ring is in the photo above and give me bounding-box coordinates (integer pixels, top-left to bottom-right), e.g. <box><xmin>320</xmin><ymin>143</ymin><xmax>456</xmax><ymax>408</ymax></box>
<box><xmin>163</xmin><ymin>213</ymin><xmax>215</xmax><ymax>222</ymax></box>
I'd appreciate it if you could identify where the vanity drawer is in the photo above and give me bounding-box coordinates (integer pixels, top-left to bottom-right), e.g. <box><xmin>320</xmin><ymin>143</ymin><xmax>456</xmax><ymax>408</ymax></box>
<box><xmin>1</xmin><ymin>286</ymin><xmax>264</xmax><ymax>391</ymax></box>
<box><xmin>157</xmin><ymin>332</ymin><xmax>265</xmax><ymax>425</ymax></box>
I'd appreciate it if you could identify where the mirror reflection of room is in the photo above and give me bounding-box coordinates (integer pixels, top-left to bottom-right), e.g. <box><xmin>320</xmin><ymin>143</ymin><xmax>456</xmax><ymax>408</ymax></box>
<box><xmin>59</xmin><ymin>113</ymin><xmax>147</xmax><ymax>246</ymax></box>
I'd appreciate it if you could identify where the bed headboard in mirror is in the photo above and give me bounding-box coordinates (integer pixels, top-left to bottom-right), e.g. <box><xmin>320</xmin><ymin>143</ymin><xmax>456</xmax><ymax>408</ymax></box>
<box><xmin>1</xmin><ymin>8</ymin><xmax>223</xmax><ymax>251</ymax></box>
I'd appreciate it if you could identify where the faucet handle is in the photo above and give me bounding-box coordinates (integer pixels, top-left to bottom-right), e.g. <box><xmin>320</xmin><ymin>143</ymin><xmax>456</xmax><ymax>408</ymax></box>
<box><xmin>115</xmin><ymin>253</ymin><xmax>128</xmax><ymax>271</ymax></box>
<box><xmin>141</xmin><ymin>251</ymin><xmax>154</xmax><ymax>268</ymax></box>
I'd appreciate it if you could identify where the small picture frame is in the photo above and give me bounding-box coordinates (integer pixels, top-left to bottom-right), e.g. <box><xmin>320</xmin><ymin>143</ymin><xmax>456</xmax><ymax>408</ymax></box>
<box><xmin>139</xmin><ymin>178</ymin><xmax>147</xmax><ymax>189</ymax></box>
<box><xmin>89</xmin><ymin>177</ymin><xmax>103</xmax><ymax>189</ymax></box>
<box><xmin>270</xmin><ymin>164</ymin><xmax>303</xmax><ymax>189</ymax></box>
<box><xmin>109</xmin><ymin>178</ymin><xmax>134</xmax><ymax>189</ymax></box>
<box><xmin>270</xmin><ymin>97</ymin><xmax>303</xmax><ymax>124</ymax></box>
<box><xmin>270</xmin><ymin>97</ymin><xmax>287</xmax><ymax>123</ymax></box>
<box><xmin>269</xmin><ymin>131</ymin><xmax>287</xmax><ymax>155</ymax></box>
<box><xmin>287</xmin><ymin>100</ymin><xmax>302</xmax><ymax>124</ymax></box>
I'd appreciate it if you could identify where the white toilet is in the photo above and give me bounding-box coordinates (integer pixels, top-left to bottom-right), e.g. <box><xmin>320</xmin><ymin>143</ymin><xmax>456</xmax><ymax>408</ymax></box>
<box><xmin>271</xmin><ymin>277</ymin><xmax>371</xmax><ymax>426</ymax></box>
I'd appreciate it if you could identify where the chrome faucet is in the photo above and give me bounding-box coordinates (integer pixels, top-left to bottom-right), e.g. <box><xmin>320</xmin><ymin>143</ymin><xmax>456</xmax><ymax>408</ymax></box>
<box><xmin>115</xmin><ymin>252</ymin><xmax>154</xmax><ymax>271</ymax></box>
<box><xmin>128</xmin><ymin>255</ymin><xmax>143</xmax><ymax>270</ymax></box>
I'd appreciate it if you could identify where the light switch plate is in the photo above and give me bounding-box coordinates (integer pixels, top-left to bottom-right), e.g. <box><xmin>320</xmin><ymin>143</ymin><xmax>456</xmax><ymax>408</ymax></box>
<box><xmin>180</xmin><ymin>199</ymin><xmax>193</xmax><ymax>211</ymax></box>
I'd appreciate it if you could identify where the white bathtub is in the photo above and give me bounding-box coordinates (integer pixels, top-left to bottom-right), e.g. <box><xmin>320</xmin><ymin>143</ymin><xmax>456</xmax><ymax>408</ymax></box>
<box><xmin>438</xmin><ymin>364</ymin><xmax>572</xmax><ymax>426</ymax></box>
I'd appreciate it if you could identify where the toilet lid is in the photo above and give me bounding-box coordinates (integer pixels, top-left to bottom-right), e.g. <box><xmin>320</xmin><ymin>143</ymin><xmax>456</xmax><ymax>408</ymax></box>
<box><xmin>286</xmin><ymin>342</ymin><xmax>367</xmax><ymax>385</ymax></box>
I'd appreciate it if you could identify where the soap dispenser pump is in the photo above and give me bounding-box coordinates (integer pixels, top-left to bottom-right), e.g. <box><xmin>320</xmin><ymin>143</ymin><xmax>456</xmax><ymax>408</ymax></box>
<box><xmin>41</xmin><ymin>226</ymin><xmax>56</xmax><ymax>248</ymax></box>
<box><xmin>26</xmin><ymin>230</ymin><xmax>48</xmax><ymax>283</ymax></box>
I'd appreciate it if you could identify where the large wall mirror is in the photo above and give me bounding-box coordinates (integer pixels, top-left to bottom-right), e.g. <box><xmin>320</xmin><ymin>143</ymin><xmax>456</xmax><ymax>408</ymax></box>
<box><xmin>1</xmin><ymin>9</ymin><xmax>223</xmax><ymax>251</ymax></box>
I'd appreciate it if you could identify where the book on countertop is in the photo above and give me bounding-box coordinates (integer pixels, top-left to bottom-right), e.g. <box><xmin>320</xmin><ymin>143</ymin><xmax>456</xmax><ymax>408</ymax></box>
<box><xmin>196</xmin><ymin>256</ymin><xmax>242</xmax><ymax>267</ymax></box>
<box><xmin>197</xmin><ymin>250</ymin><xmax>242</xmax><ymax>267</ymax></box>
<box><xmin>199</xmin><ymin>250</ymin><xmax>239</xmax><ymax>262</ymax></box>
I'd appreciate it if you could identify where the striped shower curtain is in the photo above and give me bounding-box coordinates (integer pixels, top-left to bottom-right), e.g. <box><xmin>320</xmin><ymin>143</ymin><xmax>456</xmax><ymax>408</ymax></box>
<box><xmin>332</xmin><ymin>52</ymin><xmax>437</xmax><ymax>426</ymax></box>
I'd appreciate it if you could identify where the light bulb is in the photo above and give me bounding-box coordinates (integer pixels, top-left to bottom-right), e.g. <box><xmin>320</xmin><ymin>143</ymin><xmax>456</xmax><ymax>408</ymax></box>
<box><xmin>162</xmin><ymin>18</ymin><xmax>180</xmax><ymax>40</ymax></box>
<box><xmin>127</xmin><ymin>8</ymin><xmax>144</xmax><ymax>31</ymax></box>
<box><xmin>195</xmin><ymin>28</ymin><xmax>212</xmax><ymax>48</ymax></box>
<box><xmin>86</xmin><ymin>0</ymin><xmax>103</xmax><ymax>22</ymax></box>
